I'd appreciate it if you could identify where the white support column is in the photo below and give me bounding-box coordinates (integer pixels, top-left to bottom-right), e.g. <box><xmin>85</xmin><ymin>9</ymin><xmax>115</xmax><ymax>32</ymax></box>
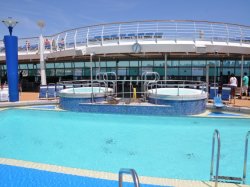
<box><xmin>90</xmin><ymin>52</ymin><xmax>95</xmax><ymax>103</ymax></box>
<box><xmin>206</xmin><ymin>64</ymin><xmax>209</xmax><ymax>95</ymax></box>
<box><xmin>240</xmin><ymin>55</ymin><xmax>244</xmax><ymax>97</ymax></box>
<box><xmin>39</xmin><ymin>34</ymin><xmax>47</xmax><ymax>85</ymax></box>
<box><xmin>164</xmin><ymin>53</ymin><xmax>167</xmax><ymax>81</ymax></box>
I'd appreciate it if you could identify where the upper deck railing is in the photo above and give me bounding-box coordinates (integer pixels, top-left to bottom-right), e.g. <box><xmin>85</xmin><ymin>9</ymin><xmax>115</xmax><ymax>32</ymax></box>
<box><xmin>0</xmin><ymin>20</ymin><xmax>250</xmax><ymax>55</ymax></box>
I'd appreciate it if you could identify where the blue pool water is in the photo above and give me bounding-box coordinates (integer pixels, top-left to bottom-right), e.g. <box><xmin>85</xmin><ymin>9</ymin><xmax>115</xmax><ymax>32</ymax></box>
<box><xmin>0</xmin><ymin>109</ymin><xmax>249</xmax><ymax>184</ymax></box>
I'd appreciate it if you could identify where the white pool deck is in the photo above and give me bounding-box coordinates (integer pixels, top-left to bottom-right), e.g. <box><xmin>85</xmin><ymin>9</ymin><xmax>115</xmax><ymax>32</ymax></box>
<box><xmin>0</xmin><ymin>158</ymin><xmax>249</xmax><ymax>187</ymax></box>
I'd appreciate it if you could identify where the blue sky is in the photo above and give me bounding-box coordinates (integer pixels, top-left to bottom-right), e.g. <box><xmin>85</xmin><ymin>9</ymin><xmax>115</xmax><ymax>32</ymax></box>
<box><xmin>0</xmin><ymin>0</ymin><xmax>250</xmax><ymax>38</ymax></box>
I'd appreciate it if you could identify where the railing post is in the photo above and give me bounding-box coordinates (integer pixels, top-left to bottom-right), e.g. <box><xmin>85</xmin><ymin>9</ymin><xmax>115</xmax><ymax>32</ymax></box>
<box><xmin>64</xmin><ymin>33</ymin><xmax>67</xmax><ymax>50</ymax></box>
<box><xmin>74</xmin><ymin>30</ymin><xmax>77</xmax><ymax>49</ymax></box>
<box><xmin>86</xmin><ymin>27</ymin><xmax>89</xmax><ymax>47</ymax></box>
<box><xmin>210</xmin><ymin>129</ymin><xmax>221</xmax><ymax>187</ymax></box>
<box><xmin>101</xmin><ymin>26</ymin><xmax>104</xmax><ymax>46</ymax></box>
<box><xmin>243</xmin><ymin>131</ymin><xmax>250</xmax><ymax>184</ymax></box>
<box><xmin>118</xmin><ymin>24</ymin><xmax>121</xmax><ymax>44</ymax></box>
<box><xmin>119</xmin><ymin>168</ymin><xmax>140</xmax><ymax>187</ymax></box>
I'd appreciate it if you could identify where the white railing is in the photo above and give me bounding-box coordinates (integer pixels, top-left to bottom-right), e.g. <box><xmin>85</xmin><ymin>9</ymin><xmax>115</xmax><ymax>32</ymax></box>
<box><xmin>0</xmin><ymin>20</ymin><xmax>250</xmax><ymax>54</ymax></box>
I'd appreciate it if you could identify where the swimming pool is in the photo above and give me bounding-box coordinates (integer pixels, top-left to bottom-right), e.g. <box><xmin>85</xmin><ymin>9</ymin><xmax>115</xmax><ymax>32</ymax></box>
<box><xmin>0</xmin><ymin>109</ymin><xmax>249</xmax><ymax>184</ymax></box>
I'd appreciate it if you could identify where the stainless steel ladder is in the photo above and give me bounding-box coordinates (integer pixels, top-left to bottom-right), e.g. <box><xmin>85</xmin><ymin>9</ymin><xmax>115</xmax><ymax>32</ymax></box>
<box><xmin>210</xmin><ymin>130</ymin><xmax>250</xmax><ymax>186</ymax></box>
<box><xmin>119</xmin><ymin>168</ymin><xmax>140</xmax><ymax>187</ymax></box>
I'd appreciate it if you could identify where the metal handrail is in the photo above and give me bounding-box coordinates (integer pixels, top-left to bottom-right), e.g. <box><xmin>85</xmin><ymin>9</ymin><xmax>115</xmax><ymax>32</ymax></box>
<box><xmin>210</xmin><ymin>129</ymin><xmax>221</xmax><ymax>187</ymax></box>
<box><xmin>243</xmin><ymin>131</ymin><xmax>250</xmax><ymax>184</ymax></box>
<box><xmin>119</xmin><ymin>168</ymin><xmax>140</xmax><ymax>187</ymax></box>
<box><xmin>1</xmin><ymin>20</ymin><xmax>249</xmax><ymax>55</ymax></box>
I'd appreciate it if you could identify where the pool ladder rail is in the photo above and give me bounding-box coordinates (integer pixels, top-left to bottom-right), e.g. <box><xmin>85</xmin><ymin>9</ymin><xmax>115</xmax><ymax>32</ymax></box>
<box><xmin>119</xmin><ymin>168</ymin><xmax>140</xmax><ymax>187</ymax></box>
<box><xmin>210</xmin><ymin>130</ymin><xmax>250</xmax><ymax>186</ymax></box>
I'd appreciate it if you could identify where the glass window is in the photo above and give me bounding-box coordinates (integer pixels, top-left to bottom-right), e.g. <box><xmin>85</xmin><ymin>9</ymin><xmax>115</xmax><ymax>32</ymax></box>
<box><xmin>56</xmin><ymin>69</ymin><xmax>64</xmax><ymax>76</ymax></box>
<box><xmin>130</xmin><ymin>61</ymin><xmax>139</xmax><ymax>67</ymax></box>
<box><xmin>179</xmin><ymin>60</ymin><xmax>191</xmax><ymax>66</ymax></box>
<box><xmin>179</xmin><ymin>68</ymin><xmax>192</xmax><ymax>76</ymax></box>
<box><xmin>222</xmin><ymin>68</ymin><xmax>234</xmax><ymax>76</ymax></box>
<box><xmin>65</xmin><ymin>69</ymin><xmax>73</xmax><ymax>76</ymax></box>
<box><xmin>224</xmin><ymin>60</ymin><xmax>235</xmax><ymax>67</ymax></box>
<box><xmin>207</xmin><ymin>60</ymin><xmax>217</xmax><ymax>66</ymax></box>
<box><xmin>85</xmin><ymin>62</ymin><xmax>91</xmax><ymax>67</ymax></box>
<box><xmin>55</xmin><ymin>63</ymin><xmax>64</xmax><ymax>68</ymax></box>
<box><xmin>235</xmin><ymin>68</ymin><xmax>242</xmax><ymax>76</ymax></box>
<box><xmin>84</xmin><ymin>69</ymin><xmax>90</xmax><ymax>76</ymax></box>
<box><xmin>99</xmin><ymin>61</ymin><xmax>107</xmax><ymax>67</ymax></box>
<box><xmin>118</xmin><ymin>68</ymin><xmax>126</xmax><ymax>76</ymax></box>
<box><xmin>64</xmin><ymin>62</ymin><xmax>72</xmax><ymax>68</ymax></box>
<box><xmin>99</xmin><ymin>67</ymin><xmax>106</xmax><ymax>72</ymax></box>
<box><xmin>128</xmin><ymin>67</ymin><xmax>139</xmax><ymax>76</ymax></box>
<box><xmin>92</xmin><ymin>68</ymin><xmax>98</xmax><ymax>76</ymax></box>
<box><xmin>209</xmin><ymin>67</ymin><xmax>219</xmax><ymax>76</ymax></box>
<box><xmin>28</xmin><ymin>69</ymin><xmax>35</xmax><ymax>76</ymax></box>
<box><xmin>141</xmin><ymin>60</ymin><xmax>153</xmax><ymax>67</ymax></box>
<box><xmin>27</xmin><ymin>64</ymin><xmax>34</xmax><ymax>69</ymax></box>
<box><xmin>118</xmin><ymin>61</ymin><xmax>129</xmax><ymax>67</ymax></box>
<box><xmin>106</xmin><ymin>61</ymin><xmax>116</xmax><ymax>67</ymax></box>
<box><xmin>74</xmin><ymin>62</ymin><xmax>84</xmax><ymax>68</ymax></box>
<box><xmin>154</xmin><ymin>60</ymin><xmax>165</xmax><ymax>67</ymax></box>
<box><xmin>244</xmin><ymin>61</ymin><xmax>250</xmax><ymax>68</ymax></box>
<box><xmin>192</xmin><ymin>60</ymin><xmax>206</xmax><ymax>66</ymax></box>
<box><xmin>19</xmin><ymin>64</ymin><xmax>28</xmax><ymax>69</ymax></box>
<box><xmin>167</xmin><ymin>68</ymin><xmax>178</xmax><ymax>76</ymax></box>
<box><xmin>141</xmin><ymin>67</ymin><xmax>153</xmax><ymax>74</ymax></box>
<box><xmin>46</xmin><ymin>63</ymin><xmax>55</xmax><ymax>69</ymax></box>
<box><xmin>169</xmin><ymin>60</ymin><xmax>179</xmax><ymax>67</ymax></box>
<box><xmin>74</xmin><ymin>69</ymin><xmax>83</xmax><ymax>76</ymax></box>
<box><xmin>153</xmin><ymin>67</ymin><xmax>165</xmax><ymax>76</ymax></box>
<box><xmin>46</xmin><ymin>69</ymin><xmax>55</xmax><ymax>76</ymax></box>
<box><xmin>192</xmin><ymin>67</ymin><xmax>205</xmax><ymax>76</ymax></box>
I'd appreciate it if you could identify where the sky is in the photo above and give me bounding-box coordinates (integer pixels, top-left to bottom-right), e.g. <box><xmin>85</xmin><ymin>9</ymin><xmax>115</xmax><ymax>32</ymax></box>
<box><xmin>0</xmin><ymin>0</ymin><xmax>250</xmax><ymax>38</ymax></box>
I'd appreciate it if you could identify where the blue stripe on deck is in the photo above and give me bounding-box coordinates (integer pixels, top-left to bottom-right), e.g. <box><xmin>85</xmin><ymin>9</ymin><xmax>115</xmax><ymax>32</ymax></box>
<box><xmin>208</xmin><ymin>112</ymin><xmax>242</xmax><ymax>117</ymax></box>
<box><xmin>0</xmin><ymin>164</ymin><xmax>170</xmax><ymax>187</ymax></box>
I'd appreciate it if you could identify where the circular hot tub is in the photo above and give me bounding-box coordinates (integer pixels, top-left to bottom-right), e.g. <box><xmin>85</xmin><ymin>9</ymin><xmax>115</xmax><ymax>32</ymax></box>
<box><xmin>147</xmin><ymin>88</ymin><xmax>207</xmax><ymax>115</ymax></box>
<box><xmin>59</xmin><ymin>87</ymin><xmax>113</xmax><ymax>111</ymax></box>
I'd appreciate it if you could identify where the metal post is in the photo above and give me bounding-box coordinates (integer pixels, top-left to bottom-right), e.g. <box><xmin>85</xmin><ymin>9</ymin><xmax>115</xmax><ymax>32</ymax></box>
<box><xmin>210</xmin><ymin>129</ymin><xmax>220</xmax><ymax>187</ymax></box>
<box><xmin>39</xmin><ymin>34</ymin><xmax>47</xmax><ymax>85</ymax></box>
<box><xmin>240</xmin><ymin>55</ymin><xmax>244</xmax><ymax>97</ymax></box>
<box><xmin>206</xmin><ymin>64</ymin><xmax>209</xmax><ymax>95</ymax></box>
<box><xmin>90</xmin><ymin>53</ymin><xmax>94</xmax><ymax>103</ymax></box>
<box><xmin>164</xmin><ymin>53</ymin><xmax>167</xmax><ymax>81</ymax></box>
<box><xmin>242</xmin><ymin>131</ymin><xmax>250</xmax><ymax>184</ymax></box>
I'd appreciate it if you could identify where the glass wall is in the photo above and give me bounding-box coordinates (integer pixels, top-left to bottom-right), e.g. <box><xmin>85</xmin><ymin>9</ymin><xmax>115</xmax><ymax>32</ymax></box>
<box><xmin>1</xmin><ymin>59</ymin><xmax>249</xmax><ymax>86</ymax></box>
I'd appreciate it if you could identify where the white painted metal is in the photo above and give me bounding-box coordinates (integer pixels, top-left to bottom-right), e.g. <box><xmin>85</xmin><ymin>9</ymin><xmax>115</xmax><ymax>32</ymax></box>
<box><xmin>39</xmin><ymin>35</ymin><xmax>47</xmax><ymax>85</ymax></box>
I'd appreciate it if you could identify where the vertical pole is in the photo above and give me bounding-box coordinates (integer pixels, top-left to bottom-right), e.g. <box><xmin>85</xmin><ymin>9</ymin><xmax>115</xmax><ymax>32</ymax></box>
<box><xmin>4</xmin><ymin>35</ymin><xmax>19</xmax><ymax>102</ymax></box>
<box><xmin>206</xmin><ymin>64</ymin><xmax>209</xmax><ymax>95</ymax></box>
<box><xmin>39</xmin><ymin>35</ymin><xmax>47</xmax><ymax>85</ymax></box>
<box><xmin>164</xmin><ymin>53</ymin><xmax>167</xmax><ymax>81</ymax></box>
<box><xmin>90</xmin><ymin>53</ymin><xmax>94</xmax><ymax>103</ymax></box>
<box><xmin>240</xmin><ymin>55</ymin><xmax>244</xmax><ymax>97</ymax></box>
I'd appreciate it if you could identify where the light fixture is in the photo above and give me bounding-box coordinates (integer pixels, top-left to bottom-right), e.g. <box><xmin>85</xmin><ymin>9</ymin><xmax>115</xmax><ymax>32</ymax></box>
<box><xmin>2</xmin><ymin>17</ymin><xmax>18</xmax><ymax>36</ymax></box>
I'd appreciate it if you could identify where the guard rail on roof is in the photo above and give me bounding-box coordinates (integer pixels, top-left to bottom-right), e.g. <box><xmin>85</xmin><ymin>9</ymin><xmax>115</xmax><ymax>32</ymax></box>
<box><xmin>0</xmin><ymin>20</ymin><xmax>250</xmax><ymax>54</ymax></box>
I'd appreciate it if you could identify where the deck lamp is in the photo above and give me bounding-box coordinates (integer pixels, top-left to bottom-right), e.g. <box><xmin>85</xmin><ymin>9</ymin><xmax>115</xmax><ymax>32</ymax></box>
<box><xmin>2</xmin><ymin>17</ymin><xmax>18</xmax><ymax>36</ymax></box>
<box><xmin>2</xmin><ymin>17</ymin><xmax>19</xmax><ymax>102</ymax></box>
